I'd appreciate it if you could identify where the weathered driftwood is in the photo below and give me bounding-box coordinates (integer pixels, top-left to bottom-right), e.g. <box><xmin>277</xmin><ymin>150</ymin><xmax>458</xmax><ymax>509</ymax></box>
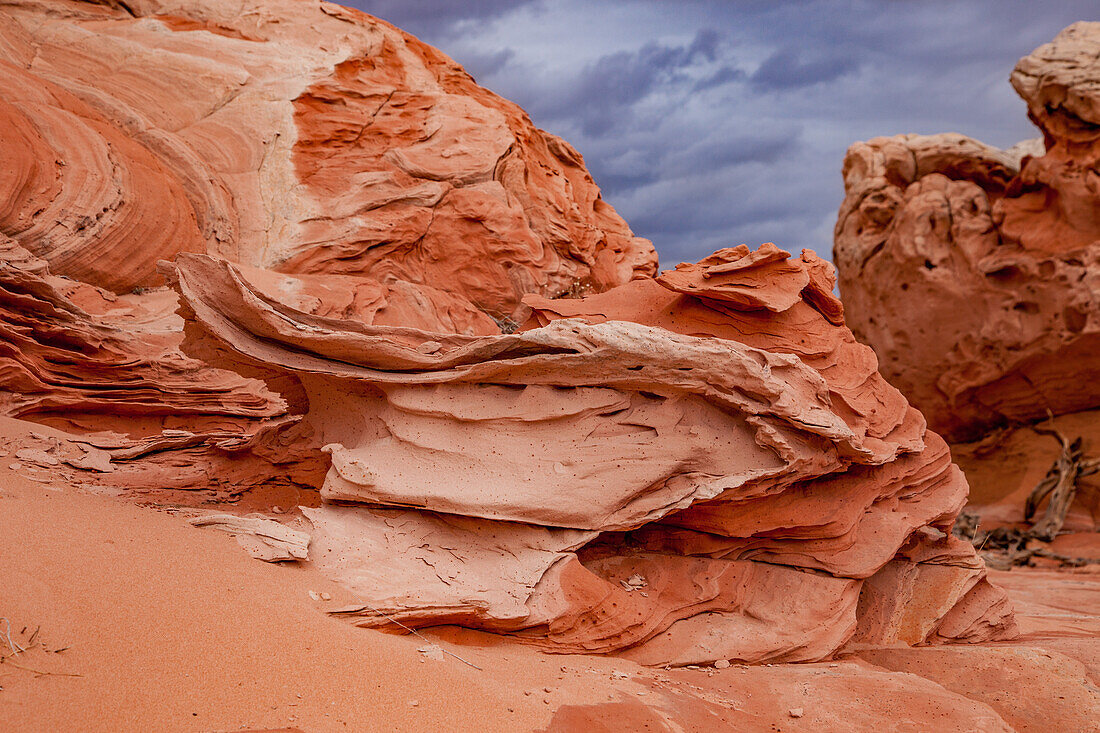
<box><xmin>1026</xmin><ymin>425</ymin><xmax>1099</xmax><ymax>540</ymax></box>
<box><xmin>955</xmin><ymin>419</ymin><xmax>1099</xmax><ymax>569</ymax></box>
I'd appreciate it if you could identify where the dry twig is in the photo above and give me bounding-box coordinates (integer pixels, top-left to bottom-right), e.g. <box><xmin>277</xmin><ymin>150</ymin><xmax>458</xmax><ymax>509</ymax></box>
<box><xmin>955</xmin><ymin>414</ymin><xmax>1099</xmax><ymax>569</ymax></box>
<box><xmin>0</xmin><ymin>655</ymin><xmax>82</xmax><ymax>678</ymax></box>
<box><xmin>1</xmin><ymin>618</ymin><xmax>24</xmax><ymax>656</ymax></box>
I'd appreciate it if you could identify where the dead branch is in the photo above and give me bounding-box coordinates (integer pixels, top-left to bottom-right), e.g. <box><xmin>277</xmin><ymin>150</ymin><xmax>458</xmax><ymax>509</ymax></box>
<box><xmin>1025</xmin><ymin>432</ymin><xmax>1082</xmax><ymax>541</ymax></box>
<box><xmin>0</xmin><ymin>655</ymin><xmax>82</xmax><ymax>678</ymax></box>
<box><xmin>954</xmin><ymin>416</ymin><xmax>1099</xmax><ymax>569</ymax></box>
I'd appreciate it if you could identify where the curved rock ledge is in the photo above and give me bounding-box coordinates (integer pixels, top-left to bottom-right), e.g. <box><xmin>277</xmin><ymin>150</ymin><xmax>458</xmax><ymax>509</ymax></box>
<box><xmin>164</xmin><ymin>247</ymin><xmax>1015</xmax><ymax>665</ymax></box>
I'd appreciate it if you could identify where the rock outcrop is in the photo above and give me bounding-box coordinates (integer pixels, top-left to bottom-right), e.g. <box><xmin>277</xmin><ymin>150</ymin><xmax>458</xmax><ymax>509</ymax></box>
<box><xmin>163</xmin><ymin>247</ymin><xmax>1014</xmax><ymax>664</ymax></box>
<box><xmin>0</xmin><ymin>0</ymin><xmax>655</xmax><ymax>314</ymax></box>
<box><xmin>0</xmin><ymin>0</ymin><xmax>655</xmax><ymax>490</ymax></box>
<box><xmin>834</xmin><ymin>23</ymin><xmax>1100</xmax><ymax>532</ymax></box>
<box><xmin>0</xmin><ymin>0</ymin><xmax>1014</xmax><ymax>667</ymax></box>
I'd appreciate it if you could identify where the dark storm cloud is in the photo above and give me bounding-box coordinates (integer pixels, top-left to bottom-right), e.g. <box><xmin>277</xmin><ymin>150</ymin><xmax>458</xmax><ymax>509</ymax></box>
<box><xmin>677</xmin><ymin>131</ymin><xmax>797</xmax><ymax>173</ymax></box>
<box><xmin>589</xmin><ymin>126</ymin><xmax>798</xmax><ymax>196</ymax></box>
<box><xmin>344</xmin><ymin>0</ymin><xmax>1098</xmax><ymax>267</ymax></box>
<box><xmin>693</xmin><ymin>65</ymin><xmax>746</xmax><ymax>92</ymax></box>
<box><xmin>453</xmin><ymin>47</ymin><xmax>515</xmax><ymax>80</ymax></box>
<box><xmin>749</xmin><ymin>47</ymin><xmax>859</xmax><ymax>90</ymax></box>
<box><xmin>526</xmin><ymin>29</ymin><xmax>728</xmax><ymax>136</ymax></box>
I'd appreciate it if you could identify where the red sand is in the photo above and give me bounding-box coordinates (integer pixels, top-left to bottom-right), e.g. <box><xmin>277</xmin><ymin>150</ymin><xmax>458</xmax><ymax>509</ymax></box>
<box><xmin>2</xmin><ymin>410</ymin><xmax>1098</xmax><ymax>731</ymax></box>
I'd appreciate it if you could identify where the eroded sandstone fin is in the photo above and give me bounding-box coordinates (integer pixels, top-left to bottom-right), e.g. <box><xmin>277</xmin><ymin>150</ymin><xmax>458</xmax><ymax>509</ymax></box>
<box><xmin>164</xmin><ymin>246</ymin><xmax>1017</xmax><ymax>665</ymax></box>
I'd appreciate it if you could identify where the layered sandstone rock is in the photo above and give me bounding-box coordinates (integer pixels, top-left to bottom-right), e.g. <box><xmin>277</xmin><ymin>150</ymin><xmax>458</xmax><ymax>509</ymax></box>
<box><xmin>163</xmin><ymin>247</ymin><xmax>1014</xmax><ymax>665</ymax></box>
<box><xmin>0</xmin><ymin>0</ymin><xmax>653</xmax><ymax>488</ymax></box>
<box><xmin>0</xmin><ymin>235</ymin><xmax>325</xmax><ymax>493</ymax></box>
<box><xmin>0</xmin><ymin>0</ymin><xmax>1014</xmax><ymax>667</ymax></box>
<box><xmin>0</xmin><ymin>0</ymin><xmax>654</xmax><ymax>316</ymax></box>
<box><xmin>834</xmin><ymin>23</ymin><xmax>1100</xmax><ymax>530</ymax></box>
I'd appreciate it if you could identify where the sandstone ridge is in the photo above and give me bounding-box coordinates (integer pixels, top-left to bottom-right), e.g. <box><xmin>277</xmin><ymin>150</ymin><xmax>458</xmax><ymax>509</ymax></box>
<box><xmin>164</xmin><ymin>246</ymin><xmax>1015</xmax><ymax>664</ymax></box>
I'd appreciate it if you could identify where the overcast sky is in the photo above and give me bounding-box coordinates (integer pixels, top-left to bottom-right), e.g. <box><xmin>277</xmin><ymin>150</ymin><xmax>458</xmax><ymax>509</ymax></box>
<box><xmin>348</xmin><ymin>1</ymin><xmax>1095</xmax><ymax>266</ymax></box>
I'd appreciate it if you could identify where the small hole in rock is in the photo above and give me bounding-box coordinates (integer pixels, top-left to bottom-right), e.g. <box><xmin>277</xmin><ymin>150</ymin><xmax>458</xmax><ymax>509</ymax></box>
<box><xmin>1013</xmin><ymin>302</ymin><xmax>1039</xmax><ymax>315</ymax></box>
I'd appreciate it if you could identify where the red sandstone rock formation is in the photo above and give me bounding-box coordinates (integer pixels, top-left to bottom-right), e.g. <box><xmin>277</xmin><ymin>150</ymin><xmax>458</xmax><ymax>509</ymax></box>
<box><xmin>163</xmin><ymin>247</ymin><xmax>1014</xmax><ymax>664</ymax></box>
<box><xmin>0</xmin><ymin>0</ymin><xmax>654</xmax><ymax>315</ymax></box>
<box><xmin>0</xmin><ymin>0</ymin><xmax>654</xmax><ymax>488</ymax></box>
<box><xmin>834</xmin><ymin>22</ymin><xmax>1100</xmax><ymax>532</ymax></box>
<box><xmin>0</xmin><ymin>0</ymin><xmax>1014</xmax><ymax>667</ymax></box>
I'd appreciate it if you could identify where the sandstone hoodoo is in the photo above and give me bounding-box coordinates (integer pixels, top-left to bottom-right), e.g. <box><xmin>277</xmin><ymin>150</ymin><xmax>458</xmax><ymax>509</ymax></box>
<box><xmin>834</xmin><ymin>22</ymin><xmax>1100</xmax><ymax>547</ymax></box>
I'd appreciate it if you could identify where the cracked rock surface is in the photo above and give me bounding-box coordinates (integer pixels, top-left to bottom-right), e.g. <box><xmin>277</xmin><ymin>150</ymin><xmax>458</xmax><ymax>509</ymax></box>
<box><xmin>165</xmin><ymin>246</ymin><xmax>1016</xmax><ymax>664</ymax></box>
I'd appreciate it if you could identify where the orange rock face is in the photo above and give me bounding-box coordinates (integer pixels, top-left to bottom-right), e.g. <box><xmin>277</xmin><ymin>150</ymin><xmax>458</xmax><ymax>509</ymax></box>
<box><xmin>0</xmin><ymin>0</ymin><xmax>652</xmax><ymax>488</ymax></box>
<box><xmin>0</xmin><ymin>0</ymin><xmax>655</xmax><ymax>316</ymax></box>
<box><xmin>833</xmin><ymin>22</ymin><xmax>1100</xmax><ymax>531</ymax></box>
<box><xmin>163</xmin><ymin>247</ymin><xmax>1014</xmax><ymax>664</ymax></box>
<box><xmin>835</xmin><ymin>23</ymin><xmax>1100</xmax><ymax>442</ymax></box>
<box><xmin>1</xmin><ymin>0</ymin><xmax>1014</xmax><ymax>669</ymax></box>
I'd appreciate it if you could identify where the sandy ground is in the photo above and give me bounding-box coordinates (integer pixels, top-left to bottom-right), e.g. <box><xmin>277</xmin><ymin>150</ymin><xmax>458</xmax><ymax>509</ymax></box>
<box><xmin>0</xmin><ymin>455</ymin><xmax>645</xmax><ymax>732</ymax></box>
<box><xmin>2</xmin><ymin>415</ymin><xmax>1099</xmax><ymax>732</ymax></box>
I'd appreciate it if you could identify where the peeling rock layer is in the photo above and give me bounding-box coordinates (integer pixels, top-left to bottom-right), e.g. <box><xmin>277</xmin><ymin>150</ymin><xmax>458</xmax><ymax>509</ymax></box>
<box><xmin>833</xmin><ymin>22</ymin><xmax>1100</xmax><ymax>529</ymax></box>
<box><xmin>0</xmin><ymin>0</ymin><xmax>653</xmax><ymax>490</ymax></box>
<box><xmin>165</xmin><ymin>248</ymin><xmax>1014</xmax><ymax>664</ymax></box>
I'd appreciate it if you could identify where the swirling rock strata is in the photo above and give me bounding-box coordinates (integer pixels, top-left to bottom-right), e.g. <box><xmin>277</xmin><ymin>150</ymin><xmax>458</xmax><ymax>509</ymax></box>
<box><xmin>0</xmin><ymin>0</ymin><xmax>653</xmax><ymax>489</ymax></box>
<box><xmin>833</xmin><ymin>22</ymin><xmax>1100</xmax><ymax>529</ymax></box>
<box><xmin>165</xmin><ymin>248</ymin><xmax>1015</xmax><ymax>665</ymax></box>
<box><xmin>0</xmin><ymin>235</ymin><xmax>333</xmax><ymax>493</ymax></box>
<box><xmin>0</xmin><ymin>0</ymin><xmax>1015</xmax><ymax>668</ymax></box>
<box><xmin>0</xmin><ymin>0</ymin><xmax>655</xmax><ymax>319</ymax></box>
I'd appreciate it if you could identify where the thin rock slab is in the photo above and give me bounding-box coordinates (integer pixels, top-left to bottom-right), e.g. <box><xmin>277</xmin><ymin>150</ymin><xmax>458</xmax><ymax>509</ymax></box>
<box><xmin>305</xmin><ymin>505</ymin><xmax>597</xmax><ymax>629</ymax></box>
<box><xmin>306</xmin><ymin>504</ymin><xmax>860</xmax><ymax>665</ymax></box>
<box><xmin>165</xmin><ymin>250</ymin><xmax>1017</xmax><ymax>665</ymax></box>
<box><xmin>189</xmin><ymin>513</ymin><xmax>310</xmax><ymax>562</ymax></box>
